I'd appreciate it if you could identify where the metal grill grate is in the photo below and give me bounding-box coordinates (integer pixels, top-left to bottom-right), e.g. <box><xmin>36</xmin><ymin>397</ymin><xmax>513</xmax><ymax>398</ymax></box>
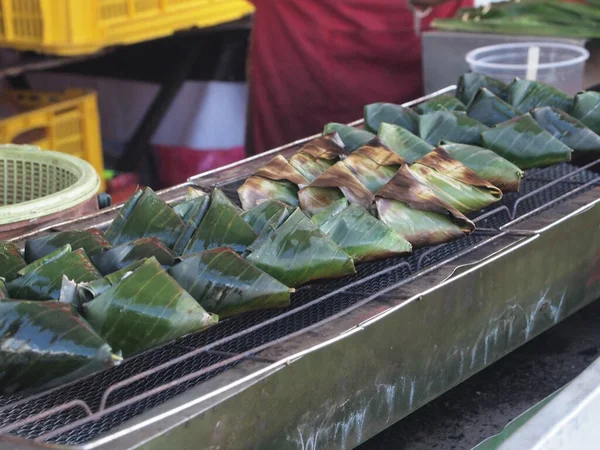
<box><xmin>0</xmin><ymin>161</ymin><xmax>598</xmax><ymax>446</ymax></box>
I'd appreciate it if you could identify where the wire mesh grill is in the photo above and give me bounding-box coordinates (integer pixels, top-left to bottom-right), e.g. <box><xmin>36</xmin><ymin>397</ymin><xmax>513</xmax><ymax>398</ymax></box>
<box><xmin>0</xmin><ymin>161</ymin><xmax>598</xmax><ymax>447</ymax></box>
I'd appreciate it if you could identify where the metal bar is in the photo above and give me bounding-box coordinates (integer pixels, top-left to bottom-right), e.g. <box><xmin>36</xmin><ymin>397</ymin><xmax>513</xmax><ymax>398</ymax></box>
<box><xmin>0</xmin><ymin>400</ymin><xmax>92</xmax><ymax>435</ymax></box>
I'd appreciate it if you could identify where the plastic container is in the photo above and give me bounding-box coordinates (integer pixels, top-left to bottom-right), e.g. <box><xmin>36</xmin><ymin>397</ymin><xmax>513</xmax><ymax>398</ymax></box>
<box><xmin>466</xmin><ymin>42</ymin><xmax>590</xmax><ymax>95</ymax></box>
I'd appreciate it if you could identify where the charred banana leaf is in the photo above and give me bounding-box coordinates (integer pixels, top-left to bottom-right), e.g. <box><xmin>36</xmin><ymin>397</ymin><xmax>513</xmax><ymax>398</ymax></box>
<box><xmin>24</xmin><ymin>229</ymin><xmax>111</xmax><ymax>263</ymax></box>
<box><xmin>571</xmin><ymin>91</ymin><xmax>600</xmax><ymax>135</ymax></box>
<box><xmin>288</xmin><ymin>133</ymin><xmax>348</xmax><ymax>182</ymax></box>
<box><xmin>414</xmin><ymin>95</ymin><xmax>467</xmax><ymax>114</ymax></box>
<box><xmin>84</xmin><ymin>257</ymin><xmax>217</xmax><ymax>357</ymax></box>
<box><xmin>0</xmin><ymin>300</ymin><xmax>119</xmax><ymax>395</ymax></box>
<box><xmin>456</xmin><ymin>73</ymin><xmax>508</xmax><ymax>105</ymax></box>
<box><xmin>92</xmin><ymin>237</ymin><xmax>176</xmax><ymax>275</ymax></box>
<box><xmin>531</xmin><ymin>106</ymin><xmax>600</xmax><ymax>152</ymax></box>
<box><xmin>0</xmin><ymin>242</ymin><xmax>26</xmax><ymax>282</ymax></box>
<box><xmin>442</xmin><ymin>143</ymin><xmax>523</xmax><ymax>192</ymax></box>
<box><xmin>104</xmin><ymin>187</ymin><xmax>185</xmax><ymax>249</ymax></box>
<box><xmin>319</xmin><ymin>204</ymin><xmax>412</xmax><ymax>262</ymax></box>
<box><xmin>466</xmin><ymin>88</ymin><xmax>518</xmax><ymax>127</ymax></box>
<box><xmin>8</xmin><ymin>245</ymin><xmax>101</xmax><ymax>301</ymax></box>
<box><xmin>419</xmin><ymin>111</ymin><xmax>489</xmax><ymax>146</ymax></box>
<box><xmin>363</xmin><ymin>103</ymin><xmax>420</xmax><ymax>134</ymax></box>
<box><xmin>169</xmin><ymin>248</ymin><xmax>292</xmax><ymax>318</ymax></box>
<box><xmin>481</xmin><ymin>113</ymin><xmax>573</xmax><ymax>169</ymax></box>
<box><xmin>238</xmin><ymin>155</ymin><xmax>309</xmax><ymax>210</ymax></box>
<box><xmin>507</xmin><ymin>79</ymin><xmax>572</xmax><ymax>114</ymax></box>
<box><xmin>378</xmin><ymin>123</ymin><xmax>435</xmax><ymax>163</ymax></box>
<box><xmin>375</xmin><ymin>166</ymin><xmax>475</xmax><ymax>248</ymax></box>
<box><xmin>247</xmin><ymin>209</ymin><xmax>356</xmax><ymax>287</ymax></box>
<box><xmin>323</xmin><ymin>123</ymin><xmax>375</xmax><ymax>151</ymax></box>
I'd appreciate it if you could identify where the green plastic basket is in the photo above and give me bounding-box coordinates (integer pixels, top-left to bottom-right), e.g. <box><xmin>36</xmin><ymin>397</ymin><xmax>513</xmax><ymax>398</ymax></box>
<box><xmin>0</xmin><ymin>144</ymin><xmax>100</xmax><ymax>225</ymax></box>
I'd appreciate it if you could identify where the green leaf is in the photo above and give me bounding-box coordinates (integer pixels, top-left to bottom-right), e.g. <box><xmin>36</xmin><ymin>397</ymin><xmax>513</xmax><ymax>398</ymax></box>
<box><xmin>242</xmin><ymin>199</ymin><xmax>294</xmax><ymax>235</ymax></box>
<box><xmin>466</xmin><ymin>88</ymin><xmax>518</xmax><ymax>127</ymax></box>
<box><xmin>92</xmin><ymin>237</ymin><xmax>176</xmax><ymax>275</ymax></box>
<box><xmin>323</xmin><ymin>123</ymin><xmax>375</xmax><ymax>151</ymax></box>
<box><xmin>182</xmin><ymin>189</ymin><xmax>258</xmax><ymax>255</ymax></box>
<box><xmin>172</xmin><ymin>194</ymin><xmax>211</xmax><ymax>255</ymax></box>
<box><xmin>168</xmin><ymin>248</ymin><xmax>292</xmax><ymax>318</ymax></box>
<box><xmin>414</xmin><ymin>95</ymin><xmax>467</xmax><ymax>114</ymax></box>
<box><xmin>481</xmin><ymin>113</ymin><xmax>573</xmax><ymax>169</ymax></box>
<box><xmin>507</xmin><ymin>79</ymin><xmax>573</xmax><ymax>114</ymax></box>
<box><xmin>83</xmin><ymin>257</ymin><xmax>217</xmax><ymax>357</ymax></box>
<box><xmin>0</xmin><ymin>279</ymin><xmax>8</xmax><ymax>299</ymax></box>
<box><xmin>24</xmin><ymin>229</ymin><xmax>111</xmax><ymax>263</ymax></box>
<box><xmin>173</xmin><ymin>187</ymin><xmax>208</xmax><ymax>218</ymax></box>
<box><xmin>0</xmin><ymin>300</ymin><xmax>119</xmax><ymax>395</ymax></box>
<box><xmin>375</xmin><ymin>166</ymin><xmax>475</xmax><ymax>248</ymax></box>
<box><xmin>571</xmin><ymin>91</ymin><xmax>600</xmax><ymax>135</ymax></box>
<box><xmin>0</xmin><ymin>241</ymin><xmax>26</xmax><ymax>282</ymax></box>
<box><xmin>532</xmin><ymin>106</ymin><xmax>600</xmax><ymax>152</ymax></box>
<box><xmin>8</xmin><ymin>245</ymin><xmax>101</xmax><ymax>301</ymax></box>
<box><xmin>288</xmin><ymin>134</ymin><xmax>348</xmax><ymax>182</ymax></box>
<box><xmin>319</xmin><ymin>204</ymin><xmax>412</xmax><ymax>262</ymax></box>
<box><xmin>377</xmin><ymin>123</ymin><xmax>435</xmax><ymax>163</ymax></box>
<box><xmin>456</xmin><ymin>73</ymin><xmax>508</xmax><ymax>105</ymax></box>
<box><xmin>442</xmin><ymin>142</ymin><xmax>523</xmax><ymax>192</ymax></box>
<box><xmin>311</xmin><ymin>197</ymin><xmax>350</xmax><ymax>227</ymax></box>
<box><xmin>419</xmin><ymin>111</ymin><xmax>489</xmax><ymax>146</ymax></box>
<box><xmin>363</xmin><ymin>103</ymin><xmax>419</xmax><ymax>134</ymax></box>
<box><xmin>104</xmin><ymin>187</ymin><xmax>185</xmax><ymax>249</ymax></box>
<box><xmin>246</xmin><ymin>209</ymin><xmax>356</xmax><ymax>287</ymax></box>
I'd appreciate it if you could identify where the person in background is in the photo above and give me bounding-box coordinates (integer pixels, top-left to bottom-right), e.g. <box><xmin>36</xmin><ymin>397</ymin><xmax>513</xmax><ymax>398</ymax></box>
<box><xmin>246</xmin><ymin>0</ymin><xmax>473</xmax><ymax>155</ymax></box>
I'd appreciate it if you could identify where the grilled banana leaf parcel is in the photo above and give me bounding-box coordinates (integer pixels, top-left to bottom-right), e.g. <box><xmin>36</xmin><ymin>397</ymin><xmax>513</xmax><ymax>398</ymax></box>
<box><xmin>24</xmin><ymin>229</ymin><xmax>111</xmax><ymax>263</ymax></box>
<box><xmin>172</xmin><ymin>193</ymin><xmax>211</xmax><ymax>255</ymax></box>
<box><xmin>105</xmin><ymin>187</ymin><xmax>185</xmax><ymax>249</ymax></box>
<box><xmin>414</xmin><ymin>95</ymin><xmax>467</xmax><ymax>114</ymax></box>
<box><xmin>311</xmin><ymin>197</ymin><xmax>350</xmax><ymax>227</ymax></box>
<box><xmin>173</xmin><ymin>187</ymin><xmax>208</xmax><ymax>218</ymax></box>
<box><xmin>442</xmin><ymin>143</ymin><xmax>523</xmax><ymax>192</ymax></box>
<box><xmin>323</xmin><ymin>123</ymin><xmax>375</xmax><ymax>151</ymax></box>
<box><xmin>419</xmin><ymin>111</ymin><xmax>489</xmax><ymax>146</ymax></box>
<box><xmin>571</xmin><ymin>91</ymin><xmax>600</xmax><ymax>135</ymax></box>
<box><xmin>531</xmin><ymin>106</ymin><xmax>600</xmax><ymax>152</ymax></box>
<box><xmin>466</xmin><ymin>88</ymin><xmax>518</xmax><ymax>127</ymax></box>
<box><xmin>8</xmin><ymin>245</ymin><xmax>101</xmax><ymax>301</ymax></box>
<box><xmin>168</xmin><ymin>248</ymin><xmax>292</xmax><ymax>318</ymax></box>
<box><xmin>288</xmin><ymin>133</ymin><xmax>348</xmax><ymax>182</ymax></box>
<box><xmin>247</xmin><ymin>209</ymin><xmax>356</xmax><ymax>287</ymax></box>
<box><xmin>456</xmin><ymin>73</ymin><xmax>508</xmax><ymax>105</ymax></box>
<box><xmin>409</xmin><ymin>148</ymin><xmax>502</xmax><ymax>213</ymax></box>
<box><xmin>0</xmin><ymin>279</ymin><xmax>8</xmax><ymax>299</ymax></box>
<box><xmin>238</xmin><ymin>155</ymin><xmax>309</xmax><ymax>210</ymax></box>
<box><xmin>481</xmin><ymin>113</ymin><xmax>573</xmax><ymax>169</ymax></box>
<box><xmin>319</xmin><ymin>204</ymin><xmax>412</xmax><ymax>262</ymax></box>
<box><xmin>0</xmin><ymin>300</ymin><xmax>119</xmax><ymax>395</ymax></box>
<box><xmin>378</xmin><ymin>123</ymin><xmax>435</xmax><ymax>163</ymax></box>
<box><xmin>84</xmin><ymin>257</ymin><xmax>217</xmax><ymax>357</ymax></box>
<box><xmin>92</xmin><ymin>237</ymin><xmax>176</xmax><ymax>275</ymax></box>
<box><xmin>363</xmin><ymin>103</ymin><xmax>420</xmax><ymax>134</ymax></box>
<box><xmin>0</xmin><ymin>242</ymin><xmax>26</xmax><ymax>282</ymax></box>
<box><xmin>507</xmin><ymin>79</ymin><xmax>572</xmax><ymax>115</ymax></box>
<box><xmin>375</xmin><ymin>166</ymin><xmax>475</xmax><ymax>248</ymax></box>
<box><xmin>182</xmin><ymin>189</ymin><xmax>258</xmax><ymax>255</ymax></box>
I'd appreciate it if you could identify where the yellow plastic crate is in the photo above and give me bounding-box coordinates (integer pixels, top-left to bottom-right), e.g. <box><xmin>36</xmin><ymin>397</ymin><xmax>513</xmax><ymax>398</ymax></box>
<box><xmin>0</xmin><ymin>0</ymin><xmax>255</xmax><ymax>56</ymax></box>
<box><xmin>0</xmin><ymin>89</ymin><xmax>106</xmax><ymax>191</ymax></box>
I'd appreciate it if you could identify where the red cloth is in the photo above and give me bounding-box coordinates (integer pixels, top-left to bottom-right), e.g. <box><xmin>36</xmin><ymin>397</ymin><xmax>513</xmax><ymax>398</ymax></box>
<box><xmin>248</xmin><ymin>0</ymin><xmax>472</xmax><ymax>154</ymax></box>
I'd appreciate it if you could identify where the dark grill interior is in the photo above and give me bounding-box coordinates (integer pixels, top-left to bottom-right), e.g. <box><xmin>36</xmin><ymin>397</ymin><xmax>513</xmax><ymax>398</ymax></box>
<box><xmin>0</xmin><ymin>161</ymin><xmax>598</xmax><ymax>447</ymax></box>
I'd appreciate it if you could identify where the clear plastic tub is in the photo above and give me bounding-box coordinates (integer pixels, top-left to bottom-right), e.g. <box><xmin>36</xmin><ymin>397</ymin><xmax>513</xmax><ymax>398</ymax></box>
<box><xmin>466</xmin><ymin>42</ymin><xmax>590</xmax><ymax>95</ymax></box>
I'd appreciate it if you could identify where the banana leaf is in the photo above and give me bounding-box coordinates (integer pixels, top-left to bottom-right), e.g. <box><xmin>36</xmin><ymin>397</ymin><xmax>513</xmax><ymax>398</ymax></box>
<box><xmin>242</xmin><ymin>200</ymin><xmax>294</xmax><ymax>252</ymax></box>
<box><xmin>288</xmin><ymin>133</ymin><xmax>348</xmax><ymax>182</ymax></box>
<box><xmin>83</xmin><ymin>257</ymin><xmax>217</xmax><ymax>357</ymax></box>
<box><xmin>0</xmin><ymin>300</ymin><xmax>119</xmax><ymax>395</ymax></box>
<box><xmin>342</xmin><ymin>138</ymin><xmax>405</xmax><ymax>193</ymax></box>
<box><xmin>182</xmin><ymin>189</ymin><xmax>258</xmax><ymax>255</ymax></box>
<box><xmin>246</xmin><ymin>209</ymin><xmax>356</xmax><ymax>287</ymax></box>
<box><xmin>323</xmin><ymin>123</ymin><xmax>375</xmax><ymax>151</ymax></box>
<box><xmin>173</xmin><ymin>187</ymin><xmax>208</xmax><ymax>218</ymax></box>
<box><xmin>571</xmin><ymin>91</ymin><xmax>600</xmax><ymax>135</ymax></box>
<box><xmin>311</xmin><ymin>197</ymin><xmax>350</xmax><ymax>227</ymax></box>
<box><xmin>91</xmin><ymin>237</ymin><xmax>176</xmax><ymax>275</ymax></box>
<box><xmin>532</xmin><ymin>106</ymin><xmax>600</xmax><ymax>152</ymax></box>
<box><xmin>507</xmin><ymin>79</ymin><xmax>573</xmax><ymax>115</ymax></box>
<box><xmin>441</xmin><ymin>142</ymin><xmax>523</xmax><ymax>192</ymax></box>
<box><xmin>104</xmin><ymin>187</ymin><xmax>185</xmax><ymax>249</ymax></box>
<box><xmin>7</xmin><ymin>245</ymin><xmax>101</xmax><ymax>301</ymax></box>
<box><xmin>298</xmin><ymin>161</ymin><xmax>375</xmax><ymax>216</ymax></box>
<box><xmin>238</xmin><ymin>155</ymin><xmax>309</xmax><ymax>210</ymax></box>
<box><xmin>375</xmin><ymin>166</ymin><xmax>475</xmax><ymax>248</ymax></box>
<box><xmin>456</xmin><ymin>73</ymin><xmax>508</xmax><ymax>105</ymax></box>
<box><xmin>409</xmin><ymin>148</ymin><xmax>502</xmax><ymax>213</ymax></box>
<box><xmin>363</xmin><ymin>103</ymin><xmax>420</xmax><ymax>134</ymax></box>
<box><xmin>24</xmin><ymin>229</ymin><xmax>111</xmax><ymax>263</ymax></box>
<box><xmin>377</xmin><ymin>123</ymin><xmax>435</xmax><ymax>163</ymax></box>
<box><xmin>319</xmin><ymin>204</ymin><xmax>412</xmax><ymax>262</ymax></box>
<box><xmin>466</xmin><ymin>88</ymin><xmax>518</xmax><ymax>127</ymax></box>
<box><xmin>0</xmin><ymin>242</ymin><xmax>26</xmax><ymax>282</ymax></box>
<box><xmin>414</xmin><ymin>95</ymin><xmax>467</xmax><ymax>114</ymax></box>
<box><xmin>419</xmin><ymin>111</ymin><xmax>489</xmax><ymax>146</ymax></box>
<box><xmin>481</xmin><ymin>113</ymin><xmax>573</xmax><ymax>169</ymax></box>
<box><xmin>0</xmin><ymin>279</ymin><xmax>8</xmax><ymax>299</ymax></box>
<box><xmin>172</xmin><ymin>193</ymin><xmax>211</xmax><ymax>255</ymax></box>
<box><xmin>168</xmin><ymin>248</ymin><xmax>292</xmax><ymax>318</ymax></box>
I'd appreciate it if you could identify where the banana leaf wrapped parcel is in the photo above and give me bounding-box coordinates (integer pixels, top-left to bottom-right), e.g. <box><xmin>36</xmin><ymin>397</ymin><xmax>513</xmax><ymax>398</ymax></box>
<box><xmin>466</xmin><ymin>88</ymin><xmax>518</xmax><ymax>127</ymax></box>
<box><xmin>0</xmin><ymin>279</ymin><xmax>8</xmax><ymax>299</ymax></box>
<box><xmin>242</xmin><ymin>200</ymin><xmax>294</xmax><ymax>249</ymax></box>
<box><xmin>419</xmin><ymin>111</ymin><xmax>489</xmax><ymax>146</ymax></box>
<box><xmin>378</xmin><ymin>123</ymin><xmax>435</xmax><ymax>163</ymax></box>
<box><xmin>323</xmin><ymin>123</ymin><xmax>375</xmax><ymax>151</ymax></box>
<box><xmin>24</xmin><ymin>229</ymin><xmax>111</xmax><ymax>263</ymax></box>
<box><xmin>571</xmin><ymin>91</ymin><xmax>600</xmax><ymax>135</ymax></box>
<box><xmin>173</xmin><ymin>187</ymin><xmax>208</xmax><ymax>219</ymax></box>
<box><xmin>92</xmin><ymin>237</ymin><xmax>176</xmax><ymax>275</ymax></box>
<box><xmin>531</xmin><ymin>106</ymin><xmax>600</xmax><ymax>152</ymax></box>
<box><xmin>172</xmin><ymin>193</ymin><xmax>211</xmax><ymax>255</ymax></box>
<box><xmin>288</xmin><ymin>133</ymin><xmax>348</xmax><ymax>182</ymax></box>
<box><xmin>0</xmin><ymin>241</ymin><xmax>26</xmax><ymax>282</ymax></box>
<box><xmin>364</xmin><ymin>103</ymin><xmax>420</xmax><ymax>134</ymax></box>
<box><xmin>414</xmin><ymin>95</ymin><xmax>467</xmax><ymax>114</ymax></box>
<box><xmin>507</xmin><ymin>78</ymin><xmax>572</xmax><ymax>115</ymax></box>
<box><xmin>456</xmin><ymin>73</ymin><xmax>508</xmax><ymax>105</ymax></box>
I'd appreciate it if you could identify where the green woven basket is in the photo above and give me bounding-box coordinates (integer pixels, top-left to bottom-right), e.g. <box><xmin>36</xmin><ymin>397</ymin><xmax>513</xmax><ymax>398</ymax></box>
<box><xmin>0</xmin><ymin>144</ymin><xmax>100</xmax><ymax>225</ymax></box>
